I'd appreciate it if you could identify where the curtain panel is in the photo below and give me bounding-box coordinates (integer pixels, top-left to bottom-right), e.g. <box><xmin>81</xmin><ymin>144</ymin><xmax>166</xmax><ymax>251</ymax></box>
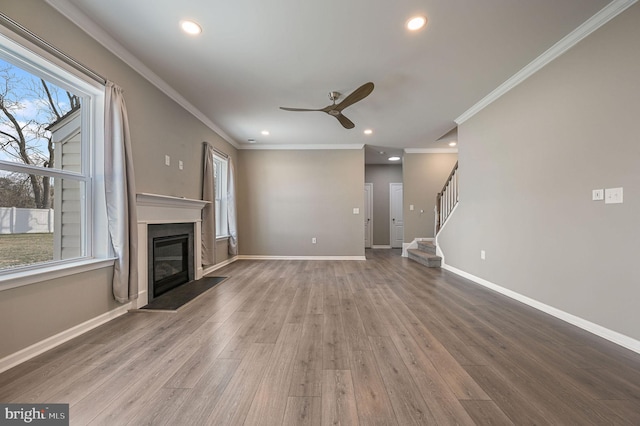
<box><xmin>201</xmin><ymin>142</ymin><xmax>217</xmax><ymax>266</ymax></box>
<box><xmin>104</xmin><ymin>82</ymin><xmax>138</xmax><ymax>303</ymax></box>
<box><xmin>227</xmin><ymin>158</ymin><xmax>238</xmax><ymax>255</ymax></box>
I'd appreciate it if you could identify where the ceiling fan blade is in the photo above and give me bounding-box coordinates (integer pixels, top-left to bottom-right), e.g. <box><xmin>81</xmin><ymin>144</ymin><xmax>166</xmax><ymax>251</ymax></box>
<box><xmin>335</xmin><ymin>113</ymin><xmax>355</xmax><ymax>129</ymax></box>
<box><xmin>334</xmin><ymin>82</ymin><xmax>374</xmax><ymax>112</ymax></box>
<box><xmin>279</xmin><ymin>106</ymin><xmax>324</xmax><ymax>112</ymax></box>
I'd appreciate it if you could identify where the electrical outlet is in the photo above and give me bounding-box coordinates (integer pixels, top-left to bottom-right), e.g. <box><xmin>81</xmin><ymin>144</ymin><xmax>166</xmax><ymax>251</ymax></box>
<box><xmin>179</xmin><ymin>160</ymin><xmax>184</xmax><ymax>170</ymax></box>
<box><xmin>480</xmin><ymin>250</ymin><xmax>486</xmax><ymax>260</ymax></box>
<box><xmin>165</xmin><ymin>155</ymin><xmax>170</xmax><ymax>166</ymax></box>
<box><xmin>312</xmin><ymin>237</ymin><xmax>317</xmax><ymax>244</ymax></box>
<box><xmin>605</xmin><ymin>187</ymin><xmax>623</xmax><ymax>204</ymax></box>
<box><xmin>592</xmin><ymin>189</ymin><xmax>604</xmax><ymax>201</ymax></box>
<box><xmin>353</xmin><ymin>208</ymin><xmax>359</xmax><ymax>214</ymax></box>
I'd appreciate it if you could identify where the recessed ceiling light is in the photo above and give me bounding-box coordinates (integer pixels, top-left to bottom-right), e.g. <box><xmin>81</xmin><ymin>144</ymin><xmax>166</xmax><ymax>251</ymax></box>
<box><xmin>364</xmin><ymin>129</ymin><xmax>373</xmax><ymax>135</ymax></box>
<box><xmin>406</xmin><ymin>16</ymin><xmax>427</xmax><ymax>31</ymax></box>
<box><xmin>261</xmin><ymin>130</ymin><xmax>270</xmax><ymax>136</ymax></box>
<box><xmin>180</xmin><ymin>20</ymin><xmax>202</xmax><ymax>35</ymax></box>
<box><xmin>388</xmin><ymin>156</ymin><xmax>401</xmax><ymax>161</ymax></box>
<box><xmin>449</xmin><ymin>142</ymin><xmax>457</xmax><ymax>147</ymax></box>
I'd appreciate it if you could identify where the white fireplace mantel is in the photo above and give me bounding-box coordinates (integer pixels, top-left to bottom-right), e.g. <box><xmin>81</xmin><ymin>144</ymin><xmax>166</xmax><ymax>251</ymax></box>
<box><xmin>135</xmin><ymin>193</ymin><xmax>210</xmax><ymax>307</ymax></box>
<box><xmin>137</xmin><ymin>192</ymin><xmax>209</xmax><ymax>223</ymax></box>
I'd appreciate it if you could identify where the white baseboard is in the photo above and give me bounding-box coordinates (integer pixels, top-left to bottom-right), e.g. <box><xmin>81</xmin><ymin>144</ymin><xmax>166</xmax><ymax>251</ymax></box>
<box><xmin>442</xmin><ymin>263</ymin><xmax>640</xmax><ymax>355</ymax></box>
<box><xmin>0</xmin><ymin>302</ymin><xmax>133</xmax><ymax>374</ymax></box>
<box><xmin>237</xmin><ymin>255</ymin><xmax>366</xmax><ymax>261</ymax></box>
<box><xmin>372</xmin><ymin>245</ymin><xmax>392</xmax><ymax>249</ymax></box>
<box><xmin>202</xmin><ymin>256</ymin><xmax>238</xmax><ymax>276</ymax></box>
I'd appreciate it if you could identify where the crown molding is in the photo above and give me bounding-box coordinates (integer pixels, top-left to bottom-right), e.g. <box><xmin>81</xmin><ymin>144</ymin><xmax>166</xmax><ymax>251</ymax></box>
<box><xmin>404</xmin><ymin>148</ymin><xmax>458</xmax><ymax>154</ymax></box>
<box><xmin>455</xmin><ymin>0</ymin><xmax>637</xmax><ymax>125</ymax></box>
<box><xmin>240</xmin><ymin>144</ymin><xmax>365</xmax><ymax>150</ymax></box>
<box><xmin>44</xmin><ymin>0</ymin><xmax>240</xmax><ymax>149</ymax></box>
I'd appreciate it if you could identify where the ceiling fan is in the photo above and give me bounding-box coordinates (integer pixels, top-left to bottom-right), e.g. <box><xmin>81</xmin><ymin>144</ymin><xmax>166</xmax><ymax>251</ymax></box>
<box><xmin>280</xmin><ymin>82</ymin><xmax>374</xmax><ymax>129</ymax></box>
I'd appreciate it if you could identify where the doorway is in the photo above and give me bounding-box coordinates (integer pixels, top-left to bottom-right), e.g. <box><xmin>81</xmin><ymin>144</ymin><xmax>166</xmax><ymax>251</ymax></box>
<box><xmin>389</xmin><ymin>182</ymin><xmax>404</xmax><ymax>248</ymax></box>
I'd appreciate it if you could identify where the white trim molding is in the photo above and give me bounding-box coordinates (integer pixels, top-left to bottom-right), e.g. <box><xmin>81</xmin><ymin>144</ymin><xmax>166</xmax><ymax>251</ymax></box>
<box><xmin>455</xmin><ymin>0</ymin><xmax>638</xmax><ymax>125</ymax></box>
<box><xmin>237</xmin><ymin>255</ymin><xmax>366</xmax><ymax>261</ymax></box>
<box><xmin>372</xmin><ymin>245</ymin><xmax>392</xmax><ymax>249</ymax></box>
<box><xmin>44</xmin><ymin>0</ymin><xmax>239</xmax><ymax>149</ymax></box>
<box><xmin>0</xmin><ymin>302</ymin><xmax>132</xmax><ymax>374</ymax></box>
<box><xmin>441</xmin><ymin>263</ymin><xmax>640</xmax><ymax>355</ymax></box>
<box><xmin>202</xmin><ymin>256</ymin><xmax>238</xmax><ymax>276</ymax></box>
<box><xmin>240</xmin><ymin>144</ymin><xmax>365</xmax><ymax>151</ymax></box>
<box><xmin>404</xmin><ymin>148</ymin><xmax>458</xmax><ymax>154</ymax></box>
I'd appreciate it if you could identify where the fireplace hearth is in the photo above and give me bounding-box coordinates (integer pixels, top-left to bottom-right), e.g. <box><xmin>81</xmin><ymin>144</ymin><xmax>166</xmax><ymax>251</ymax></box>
<box><xmin>147</xmin><ymin>223</ymin><xmax>195</xmax><ymax>301</ymax></box>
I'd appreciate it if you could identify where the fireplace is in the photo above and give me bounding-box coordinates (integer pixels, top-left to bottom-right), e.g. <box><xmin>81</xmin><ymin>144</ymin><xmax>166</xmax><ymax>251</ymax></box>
<box><xmin>147</xmin><ymin>223</ymin><xmax>195</xmax><ymax>301</ymax></box>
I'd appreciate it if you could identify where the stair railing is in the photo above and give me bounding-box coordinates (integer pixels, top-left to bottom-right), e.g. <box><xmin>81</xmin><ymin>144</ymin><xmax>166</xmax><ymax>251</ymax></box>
<box><xmin>435</xmin><ymin>161</ymin><xmax>458</xmax><ymax>235</ymax></box>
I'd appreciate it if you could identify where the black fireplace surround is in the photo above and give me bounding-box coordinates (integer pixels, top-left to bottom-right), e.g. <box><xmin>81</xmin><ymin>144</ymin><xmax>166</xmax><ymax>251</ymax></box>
<box><xmin>147</xmin><ymin>223</ymin><xmax>195</xmax><ymax>301</ymax></box>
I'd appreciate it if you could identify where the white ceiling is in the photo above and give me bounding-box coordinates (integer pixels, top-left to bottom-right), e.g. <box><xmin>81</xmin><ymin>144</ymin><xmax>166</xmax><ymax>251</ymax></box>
<box><xmin>48</xmin><ymin>0</ymin><xmax>611</xmax><ymax>156</ymax></box>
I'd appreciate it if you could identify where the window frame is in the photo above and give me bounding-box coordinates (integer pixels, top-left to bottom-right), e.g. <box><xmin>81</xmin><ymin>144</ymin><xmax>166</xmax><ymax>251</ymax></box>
<box><xmin>0</xmin><ymin>29</ymin><xmax>112</xmax><ymax>290</ymax></box>
<box><xmin>213</xmin><ymin>154</ymin><xmax>229</xmax><ymax>238</ymax></box>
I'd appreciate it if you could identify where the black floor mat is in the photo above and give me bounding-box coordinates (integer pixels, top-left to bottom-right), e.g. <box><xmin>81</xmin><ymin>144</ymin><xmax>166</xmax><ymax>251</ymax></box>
<box><xmin>140</xmin><ymin>276</ymin><xmax>228</xmax><ymax>311</ymax></box>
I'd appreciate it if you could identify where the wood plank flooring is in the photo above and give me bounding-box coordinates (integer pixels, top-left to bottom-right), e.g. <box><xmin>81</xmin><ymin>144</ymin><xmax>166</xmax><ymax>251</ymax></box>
<box><xmin>2</xmin><ymin>249</ymin><xmax>640</xmax><ymax>425</ymax></box>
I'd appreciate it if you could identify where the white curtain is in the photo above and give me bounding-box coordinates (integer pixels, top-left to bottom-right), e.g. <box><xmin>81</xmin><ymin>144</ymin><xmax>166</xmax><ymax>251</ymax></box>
<box><xmin>227</xmin><ymin>157</ymin><xmax>238</xmax><ymax>255</ymax></box>
<box><xmin>201</xmin><ymin>142</ymin><xmax>216</xmax><ymax>266</ymax></box>
<box><xmin>104</xmin><ymin>81</ymin><xmax>138</xmax><ymax>303</ymax></box>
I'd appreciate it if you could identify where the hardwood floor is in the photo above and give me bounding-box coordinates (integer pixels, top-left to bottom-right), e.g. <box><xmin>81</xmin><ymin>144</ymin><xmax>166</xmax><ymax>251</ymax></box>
<box><xmin>2</xmin><ymin>249</ymin><xmax>640</xmax><ymax>425</ymax></box>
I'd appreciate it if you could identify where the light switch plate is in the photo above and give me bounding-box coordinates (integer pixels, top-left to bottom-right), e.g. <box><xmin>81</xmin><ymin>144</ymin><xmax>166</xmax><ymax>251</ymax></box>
<box><xmin>165</xmin><ymin>155</ymin><xmax>170</xmax><ymax>166</ymax></box>
<box><xmin>605</xmin><ymin>187</ymin><xmax>623</xmax><ymax>204</ymax></box>
<box><xmin>179</xmin><ymin>160</ymin><xmax>184</xmax><ymax>170</ymax></box>
<box><xmin>480</xmin><ymin>250</ymin><xmax>486</xmax><ymax>260</ymax></box>
<box><xmin>410</xmin><ymin>204</ymin><xmax>414</xmax><ymax>211</ymax></box>
<box><xmin>592</xmin><ymin>189</ymin><xmax>604</xmax><ymax>201</ymax></box>
<box><xmin>353</xmin><ymin>208</ymin><xmax>359</xmax><ymax>214</ymax></box>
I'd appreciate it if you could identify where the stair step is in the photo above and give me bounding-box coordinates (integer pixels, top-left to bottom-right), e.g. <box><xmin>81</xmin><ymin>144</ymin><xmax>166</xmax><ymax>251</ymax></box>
<box><xmin>417</xmin><ymin>240</ymin><xmax>436</xmax><ymax>254</ymax></box>
<box><xmin>407</xmin><ymin>248</ymin><xmax>441</xmax><ymax>268</ymax></box>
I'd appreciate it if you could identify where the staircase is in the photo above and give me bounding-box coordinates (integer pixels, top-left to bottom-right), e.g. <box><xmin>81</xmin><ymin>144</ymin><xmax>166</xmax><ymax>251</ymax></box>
<box><xmin>407</xmin><ymin>161</ymin><xmax>458</xmax><ymax>269</ymax></box>
<box><xmin>407</xmin><ymin>241</ymin><xmax>441</xmax><ymax>268</ymax></box>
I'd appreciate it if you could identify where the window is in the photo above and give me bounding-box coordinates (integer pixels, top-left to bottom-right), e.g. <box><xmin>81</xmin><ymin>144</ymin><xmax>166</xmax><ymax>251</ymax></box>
<box><xmin>213</xmin><ymin>154</ymin><xmax>228</xmax><ymax>238</ymax></box>
<box><xmin>0</xmin><ymin>30</ymin><xmax>108</xmax><ymax>286</ymax></box>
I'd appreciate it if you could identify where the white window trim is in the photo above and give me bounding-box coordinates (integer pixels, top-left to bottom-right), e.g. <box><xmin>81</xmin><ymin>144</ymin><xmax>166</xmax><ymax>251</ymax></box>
<box><xmin>0</xmin><ymin>258</ymin><xmax>116</xmax><ymax>292</ymax></box>
<box><xmin>0</xmin><ymin>27</ymin><xmax>109</xmax><ymax>290</ymax></box>
<box><xmin>214</xmin><ymin>154</ymin><xmax>229</xmax><ymax>238</ymax></box>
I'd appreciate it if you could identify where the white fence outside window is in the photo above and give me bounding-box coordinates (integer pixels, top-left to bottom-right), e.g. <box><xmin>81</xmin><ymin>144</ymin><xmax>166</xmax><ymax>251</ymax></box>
<box><xmin>0</xmin><ymin>207</ymin><xmax>54</xmax><ymax>234</ymax></box>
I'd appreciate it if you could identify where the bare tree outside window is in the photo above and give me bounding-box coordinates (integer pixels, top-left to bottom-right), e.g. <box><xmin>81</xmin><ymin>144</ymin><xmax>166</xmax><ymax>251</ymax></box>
<box><xmin>0</xmin><ymin>60</ymin><xmax>80</xmax><ymax>209</ymax></box>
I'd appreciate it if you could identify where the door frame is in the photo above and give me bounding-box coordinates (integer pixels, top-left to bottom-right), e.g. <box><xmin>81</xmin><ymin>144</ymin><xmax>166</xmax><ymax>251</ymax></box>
<box><xmin>364</xmin><ymin>183</ymin><xmax>373</xmax><ymax>248</ymax></box>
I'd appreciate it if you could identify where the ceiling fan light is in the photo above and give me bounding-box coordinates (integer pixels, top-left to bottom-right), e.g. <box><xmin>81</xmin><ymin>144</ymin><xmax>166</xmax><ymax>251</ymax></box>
<box><xmin>180</xmin><ymin>20</ymin><xmax>202</xmax><ymax>35</ymax></box>
<box><xmin>407</xmin><ymin>16</ymin><xmax>427</xmax><ymax>31</ymax></box>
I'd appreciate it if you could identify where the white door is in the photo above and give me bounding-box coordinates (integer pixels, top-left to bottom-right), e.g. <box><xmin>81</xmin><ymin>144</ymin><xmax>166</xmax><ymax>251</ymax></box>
<box><xmin>390</xmin><ymin>183</ymin><xmax>403</xmax><ymax>248</ymax></box>
<box><xmin>364</xmin><ymin>183</ymin><xmax>373</xmax><ymax>248</ymax></box>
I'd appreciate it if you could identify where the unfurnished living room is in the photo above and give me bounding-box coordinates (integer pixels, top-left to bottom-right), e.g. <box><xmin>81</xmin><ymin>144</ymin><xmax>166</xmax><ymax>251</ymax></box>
<box><xmin>1</xmin><ymin>0</ymin><xmax>639</xmax><ymax>424</ymax></box>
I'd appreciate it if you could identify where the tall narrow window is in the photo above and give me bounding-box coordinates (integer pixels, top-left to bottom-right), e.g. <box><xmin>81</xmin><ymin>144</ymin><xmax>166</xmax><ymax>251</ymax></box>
<box><xmin>213</xmin><ymin>154</ymin><xmax>228</xmax><ymax>237</ymax></box>
<box><xmin>0</xmin><ymin>31</ymin><xmax>107</xmax><ymax>282</ymax></box>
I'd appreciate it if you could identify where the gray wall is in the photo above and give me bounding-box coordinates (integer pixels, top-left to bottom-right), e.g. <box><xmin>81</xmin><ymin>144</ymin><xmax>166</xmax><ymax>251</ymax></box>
<box><xmin>0</xmin><ymin>1</ymin><xmax>237</xmax><ymax>359</ymax></box>
<box><xmin>364</xmin><ymin>164</ymin><xmax>403</xmax><ymax>246</ymax></box>
<box><xmin>238</xmin><ymin>149</ymin><xmax>365</xmax><ymax>257</ymax></box>
<box><xmin>438</xmin><ymin>4</ymin><xmax>640</xmax><ymax>341</ymax></box>
<box><xmin>403</xmin><ymin>153</ymin><xmax>458</xmax><ymax>241</ymax></box>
